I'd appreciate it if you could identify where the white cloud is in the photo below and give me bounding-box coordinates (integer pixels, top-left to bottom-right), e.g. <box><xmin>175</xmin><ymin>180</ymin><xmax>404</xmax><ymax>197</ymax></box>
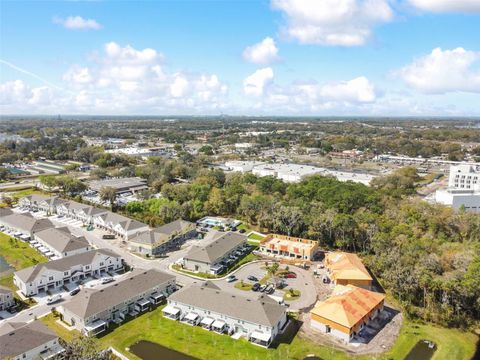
<box><xmin>0</xmin><ymin>42</ymin><xmax>229</xmax><ymax>114</ymax></box>
<box><xmin>409</xmin><ymin>0</ymin><xmax>480</xmax><ymax>13</ymax></box>
<box><xmin>53</xmin><ymin>16</ymin><xmax>102</xmax><ymax>30</ymax></box>
<box><xmin>243</xmin><ymin>67</ymin><xmax>275</xmax><ymax>96</ymax></box>
<box><xmin>397</xmin><ymin>47</ymin><xmax>480</xmax><ymax>94</ymax></box>
<box><xmin>242</xmin><ymin>37</ymin><xmax>279</xmax><ymax>64</ymax></box>
<box><xmin>319</xmin><ymin>77</ymin><xmax>376</xmax><ymax>102</ymax></box>
<box><xmin>271</xmin><ymin>0</ymin><xmax>393</xmax><ymax>46</ymax></box>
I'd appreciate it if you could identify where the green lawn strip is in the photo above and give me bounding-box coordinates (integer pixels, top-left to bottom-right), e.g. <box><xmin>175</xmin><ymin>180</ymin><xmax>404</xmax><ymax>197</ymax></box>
<box><xmin>247</xmin><ymin>233</ymin><xmax>265</xmax><ymax>241</ymax></box>
<box><xmin>283</xmin><ymin>289</ymin><xmax>301</xmax><ymax>301</ymax></box>
<box><xmin>98</xmin><ymin>306</ymin><xmax>354</xmax><ymax>360</ymax></box>
<box><xmin>40</xmin><ymin>313</ymin><xmax>80</xmax><ymax>343</ymax></box>
<box><xmin>379</xmin><ymin>320</ymin><xmax>478</xmax><ymax>360</ymax></box>
<box><xmin>10</xmin><ymin>188</ymin><xmax>46</xmax><ymax>197</ymax></box>
<box><xmin>0</xmin><ymin>232</ymin><xmax>49</xmax><ymax>270</ymax></box>
<box><xmin>234</xmin><ymin>282</ymin><xmax>253</xmax><ymax>291</ymax></box>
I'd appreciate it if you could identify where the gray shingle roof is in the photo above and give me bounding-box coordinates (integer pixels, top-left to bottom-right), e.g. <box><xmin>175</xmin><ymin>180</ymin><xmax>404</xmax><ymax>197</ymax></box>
<box><xmin>129</xmin><ymin>219</ymin><xmax>195</xmax><ymax>246</ymax></box>
<box><xmin>169</xmin><ymin>281</ymin><xmax>286</xmax><ymax>327</ymax></box>
<box><xmin>185</xmin><ymin>232</ymin><xmax>247</xmax><ymax>264</ymax></box>
<box><xmin>14</xmin><ymin>248</ymin><xmax>121</xmax><ymax>283</ymax></box>
<box><xmin>0</xmin><ymin>285</ymin><xmax>12</xmax><ymax>295</ymax></box>
<box><xmin>0</xmin><ymin>320</ymin><xmax>58</xmax><ymax>359</ymax></box>
<box><xmin>35</xmin><ymin>227</ymin><xmax>90</xmax><ymax>253</ymax></box>
<box><xmin>0</xmin><ymin>207</ymin><xmax>13</xmax><ymax>217</ymax></box>
<box><xmin>0</xmin><ymin>213</ymin><xmax>54</xmax><ymax>234</ymax></box>
<box><xmin>62</xmin><ymin>269</ymin><xmax>175</xmax><ymax>319</ymax></box>
<box><xmin>88</xmin><ymin>177</ymin><xmax>147</xmax><ymax>192</ymax></box>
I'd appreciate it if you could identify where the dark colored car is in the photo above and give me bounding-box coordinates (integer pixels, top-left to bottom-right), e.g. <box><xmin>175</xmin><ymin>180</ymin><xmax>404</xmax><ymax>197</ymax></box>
<box><xmin>239</xmin><ymin>229</ymin><xmax>246</xmax><ymax>234</ymax></box>
<box><xmin>247</xmin><ymin>275</ymin><xmax>258</xmax><ymax>282</ymax></box>
<box><xmin>252</xmin><ymin>283</ymin><xmax>261</xmax><ymax>291</ymax></box>
<box><xmin>69</xmin><ymin>288</ymin><xmax>80</xmax><ymax>296</ymax></box>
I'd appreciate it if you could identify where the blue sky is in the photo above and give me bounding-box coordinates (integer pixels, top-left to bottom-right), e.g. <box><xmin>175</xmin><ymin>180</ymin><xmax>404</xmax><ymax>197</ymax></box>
<box><xmin>1</xmin><ymin>0</ymin><xmax>479</xmax><ymax>115</ymax></box>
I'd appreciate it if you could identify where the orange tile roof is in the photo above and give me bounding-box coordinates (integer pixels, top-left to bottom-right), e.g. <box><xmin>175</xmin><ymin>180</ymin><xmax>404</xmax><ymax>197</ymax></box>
<box><xmin>310</xmin><ymin>285</ymin><xmax>385</xmax><ymax>329</ymax></box>
<box><xmin>325</xmin><ymin>252</ymin><xmax>372</xmax><ymax>282</ymax></box>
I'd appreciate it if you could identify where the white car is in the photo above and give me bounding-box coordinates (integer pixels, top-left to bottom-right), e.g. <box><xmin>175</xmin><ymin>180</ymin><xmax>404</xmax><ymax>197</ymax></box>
<box><xmin>46</xmin><ymin>294</ymin><xmax>62</xmax><ymax>305</ymax></box>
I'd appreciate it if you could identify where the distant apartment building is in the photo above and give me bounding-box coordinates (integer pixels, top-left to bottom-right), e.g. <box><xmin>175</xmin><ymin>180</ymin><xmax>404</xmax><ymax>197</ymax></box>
<box><xmin>59</xmin><ymin>269</ymin><xmax>176</xmax><ymax>336</ymax></box>
<box><xmin>88</xmin><ymin>177</ymin><xmax>148</xmax><ymax>195</ymax></box>
<box><xmin>128</xmin><ymin>219</ymin><xmax>197</xmax><ymax>256</ymax></box>
<box><xmin>325</xmin><ymin>252</ymin><xmax>373</xmax><ymax>289</ymax></box>
<box><xmin>33</xmin><ymin>227</ymin><xmax>92</xmax><ymax>259</ymax></box>
<box><xmin>0</xmin><ymin>320</ymin><xmax>65</xmax><ymax>360</ymax></box>
<box><xmin>259</xmin><ymin>234</ymin><xmax>319</xmax><ymax>261</ymax></box>
<box><xmin>163</xmin><ymin>281</ymin><xmax>287</xmax><ymax>348</ymax></box>
<box><xmin>0</xmin><ymin>285</ymin><xmax>15</xmax><ymax>311</ymax></box>
<box><xmin>182</xmin><ymin>232</ymin><xmax>247</xmax><ymax>274</ymax></box>
<box><xmin>310</xmin><ymin>285</ymin><xmax>385</xmax><ymax>343</ymax></box>
<box><xmin>0</xmin><ymin>213</ymin><xmax>54</xmax><ymax>239</ymax></box>
<box><xmin>435</xmin><ymin>164</ymin><xmax>480</xmax><ymax>213</ymax></box>
<box><xmin>14</xmin><ymin>249</ymin><xmax>123</xmax><ymax>296</ymax></box>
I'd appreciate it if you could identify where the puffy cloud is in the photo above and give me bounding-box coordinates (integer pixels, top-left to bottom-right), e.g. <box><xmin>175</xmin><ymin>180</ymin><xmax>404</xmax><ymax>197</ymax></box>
<box><xmin>396</xmin><ymin>47</ymin><xmax>480</xmax><ymax>94</ymax></box>
<box><xmin>409</xmin><ymin>0</ymin><xmax>480</xmax><ymax>13</ymax></box>
<box><xmin>243</xmin><ymin>67</ymin><xmax>275</xmax><ymax>96</ymax></box>
<box><xmin>271</xmin><ymin>0</ymin><xmax>393</xmax><ymax>46</ymax></box>
<box><xmin>53</xmin><ymin>16</ymin><xmax>102</xmax><ymax>30</ymax></box>
<box><xmin>1</xmin><ymin>42</ymin><xmax>229</xmax><ymax>114</ymax></box>
<box><xmin>242</xmin><ymin>37</ymin><xmax>279</xmax><ymax>64</ymax></box>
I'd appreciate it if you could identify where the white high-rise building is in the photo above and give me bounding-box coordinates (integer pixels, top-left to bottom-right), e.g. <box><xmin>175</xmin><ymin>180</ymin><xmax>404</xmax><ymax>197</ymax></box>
<box><xmin>435</xmin><ymin>164</ymin><xmax>480</xmax><ymax>213</ymax></box>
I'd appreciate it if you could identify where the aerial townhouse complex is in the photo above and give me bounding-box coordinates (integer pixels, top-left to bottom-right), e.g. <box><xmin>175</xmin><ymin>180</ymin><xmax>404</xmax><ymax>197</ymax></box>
<box><xmin>13</xmin><ymin>248</ymin><xmax>123</xmax><ymax>296</ymax></box>
<box><xmin>310</xmin><ymin>285</ymin><xmax>385</xmax><ymax>343</ymax></box>
<box><xmin>325</xmin><ymin>252</ymin><xmax>373</xmax><ymax>289</ymax></box>
<box><xmin>163</xmin><ymin>281</ymin><xmax>287</xmax><ymax>348</ymax></box>
<box><xmin>0</xmin><ymin>285</ymin><xmax>15</xmax><ymax>311</ymax></box>
<box><xmin>0</xmin><ymin>320</ymin><xmax>65</xmax><ymax>360</ymax></box>
<box><xmin>0</xmin><ymin>213</ymin><xmax>54</xmax><ymax>239</ymax></box>
<box><xmin>127</xmin><ymin>219</ymin><xmax>197</xmax><ymax>256</ymax></box>
<box><xmin>33</xmin><ymin>227</ymin><xmax>92</xmax><ymax>259</ymax></box>
<box><xmin>182</xmin><ymin>232</ymin><xmax>248</xmax><ymax>274</ymax></box>
<box><xmin>58</xmin><ymin>269</ymin><xmax>176</xmax><ymax>336</ymax></box>
<box><xmin>259</xmin><ymin>234</ymin><xmax>319</xmax><ymax>261</ymax></box>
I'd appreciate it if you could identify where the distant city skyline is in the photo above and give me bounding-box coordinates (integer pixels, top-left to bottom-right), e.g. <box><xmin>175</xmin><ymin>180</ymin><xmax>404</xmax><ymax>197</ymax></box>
<box><xmin>1</xmin><ymin>0</ymin><xmax>479</xmax><ymax>116</ymax></box>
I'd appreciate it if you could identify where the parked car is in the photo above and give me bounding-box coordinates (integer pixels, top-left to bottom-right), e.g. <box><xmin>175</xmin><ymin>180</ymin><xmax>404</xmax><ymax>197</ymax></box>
<box><xmin>281</xmin><ymin>272</ymin><xmax>297</xmax><ymax>279</ymax></box>
<box><xmin>265</xmin><ymin>284</ymin><xmax>274</xmax><ymax>293</ymax></box>
<box><xmin>46</xmin><ymin>294</ymin><xmax>62</xmax><ymax>305</ymax></box>
<box><xmin>101</xmin><ymin>277</ymin><xmax>115</xmax><ymax>284</ymax></box>
<box><xmin>259</xmin><ymin>284</ymin><xmax>267</xmax><ymax>292</ymax></box>
<box><xmin>102</xmin><ymin>234</ymin><xmax>116</xmax><ymax>239</ymax></box>
<box><xmin>239</xmin><ymin>229</ymin><xmax>246</xmax><ymax>234</ymax></box>
<box><xmin>69</xmin><ymin>288</ymin><xmax>80</xmax><ymax>296</ymax></box>
<box><xmin>247</xmin><ymin>275</ymin><xmax>259</xmax><ymax>282</ymax></box>
<box><xmin>227</xmin><ymin>275</ymin><xmax>237</xmax><ymax>283</ymax></box>
<box><xmin>252</xmin><ymin>283</ymin><xmax>261</xmax><ymax>291</ymax></box>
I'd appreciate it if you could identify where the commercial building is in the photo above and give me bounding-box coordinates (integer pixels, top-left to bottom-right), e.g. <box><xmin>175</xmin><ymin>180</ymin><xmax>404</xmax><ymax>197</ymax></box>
<box><xmin>225</xmin><ymin>160</ymin><xmax>265</xmax><ymax>173</ymax></box>
<box><xmin>182</xmin><ymin>232</ymin><xmax>247</xmax><ymax>274</ymax></box>
<box><xmin>33</xmin><ymin>227</ymin><xmax>92</xmax><ymax>259</ymax></box>
<box><xmin>58</xmin><ymin>269</ymin><xmax>176</xmax><ymax>336</ymax></box>
<box><xmin>0</xmin><ymin>285</ymin><xmax>15</xmax><ymax>311</ymax></box>
<box><xmin>435</xmin><ymin>164</ymin><xmax>480</xmax><ymax>213</ymax></box>
<box><xmin>310</xmin><ymin>285</ymin><xmax>385</xmax><ymax>342</ymax></box>
<box><xmin>88</xmin><ymin>177</ymin><xmax>148</xmax><ymax>194</ymax></box>
<box><xmin>252</xmin><ymin>163</ymin><xmax>324</xmax><ymax>183</ymax></box>
<box><xmin>163</xmin><ymin>281</ymin><xmax>287</xmax><ymax>348</ymax></box>
<box><xmin>0</xmin><ymin>320</ymin><xmax>65</xmax><ymax>360</ymax></box>
<box><xmin>0</xmin><ymin>213</ymin><xmax>54</xmax><ymax>239</ymax></box>
<box><xmin>14</xmin><ymin>249</ymin><xmax>123</xmax><ymax>297</ymax></box>
<box><xmin>325</xmin><ymin>252</ymin><xmax>373</xmax><ymax>289</ymax></box>
<box><xmin>259</xmin><ymin>234</ymin><xmax>319</xmax><ymax>260</ymax></box>
<box><xmin>128</xmin><ymin>219</ymin><xmax>197</xmax><ymax>256</ymax></box>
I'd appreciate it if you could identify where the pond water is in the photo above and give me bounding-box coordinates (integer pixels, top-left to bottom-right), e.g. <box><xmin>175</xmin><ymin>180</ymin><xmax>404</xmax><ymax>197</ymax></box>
<box><xmin>0</xmin><ymin>255</ymin><xmax>12</xmax><ymax>273</ymax></box>
<box><xmin>129</xmin><ymin>340</ymin><xmax>198</xmax><ymax>360</ymax></box>
<box><xmin>405</xmin><ymin>340</ymin><xmax>436</xmax><ymax>360</ymax></box>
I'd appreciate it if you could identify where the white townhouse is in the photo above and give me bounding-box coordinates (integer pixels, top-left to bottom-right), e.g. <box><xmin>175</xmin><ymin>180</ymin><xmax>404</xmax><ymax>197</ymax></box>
<box><xmin>0</xmin><ymin>213</ymin><xmax>54</xmax><ymax>239</ymax></box>
<box><xmin>34</xmin><ymin>227</ymin><xmax>92</xmax><ymax>259</ymax></box>
<box><xmin>182</xmin><ymin>232</ymin><xmax>247</xmax><ymax>274</ymax></box>
<box><xmin>163</xmin><ymin>281</ymin><xmax>288</xmax><ymax>348</ymax></box>
<box><xmin>92</xmin><ymin>212</ymin><xmax>149</xmax><ymax>240</ymax></box>
<box><xmin>58</xmin><ymin>269</ymin><xmax>176</xmax><ymax>336</ymax></box>
<box><xmin>13</xmin><ymin>248</ymin><xmax>123</xmax><ymax>297</ymax></box>
<box><xmin>0</xmin><ymin>285</ymin><xmax>15</xmax><ymax>311</ymax></box>
<box><xmin>0</xmin><ymin>320</ymin><xmax>65</xmax><ymax>360</ymax></box>
<box><xmin>18</xmin><ymin>194</ymin><xmax>67</xmax><ymax>215</ymax></box>
<box><xmin>55</xmin><ymin>201</ymin><xmax>108</xmax><ymax>225</ymax></box>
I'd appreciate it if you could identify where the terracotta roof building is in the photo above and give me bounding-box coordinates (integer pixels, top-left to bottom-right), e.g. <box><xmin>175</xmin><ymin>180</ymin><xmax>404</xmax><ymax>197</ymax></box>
<box><xmin>325</xmin><ymin>252</ymin><xmax>373</xmax><ymax>288</ymax></box>
<box><xmin>310</xmin><ymin>285</ymin><xmax>385</xmax><ymax>342</ymax></box>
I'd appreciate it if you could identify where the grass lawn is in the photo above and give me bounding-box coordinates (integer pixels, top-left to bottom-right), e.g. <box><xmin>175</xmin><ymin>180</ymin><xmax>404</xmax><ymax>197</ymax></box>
<box><xmin>283</xmin><ymin>289</ymin><xmax>301</xmax><ymax>301</ymax></box>
<box><xmin>247</xmin><ymin>233</ymin><xmax>265</xmax><ymax>241</ymax></box>
<box><xmin>380</xmin><ymin>320</ymin><xmax>478</xmax><ymax>360</ymax></box>
<box><xmin>234</xmin><ymin>282</ymin><xmax>253</xmax><ymax>291</ymax></box>
<box><xmin>9</xmin><ymin>188</ymin><xmax>46</xmax><ymax>197</ymax></box>
<box><xmin>0</xmin><ymin>233</ymin><xmax>48</xmax><ymax>271</ymax></box>
<box><xmin>40</xmin><ymin>313</ymin><xmax>80</xmax><ymax>343</ymax></box>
